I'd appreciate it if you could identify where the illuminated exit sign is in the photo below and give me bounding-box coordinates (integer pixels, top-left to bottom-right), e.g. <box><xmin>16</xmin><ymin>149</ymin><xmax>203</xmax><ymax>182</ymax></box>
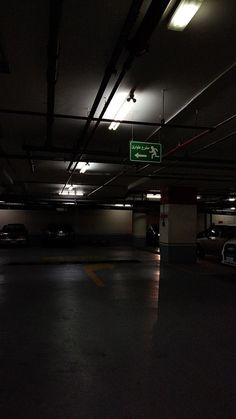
<box><xmin>129</xmin><ymin>141</ymin><xmax>162</xmax><ymax>163</ymax></box>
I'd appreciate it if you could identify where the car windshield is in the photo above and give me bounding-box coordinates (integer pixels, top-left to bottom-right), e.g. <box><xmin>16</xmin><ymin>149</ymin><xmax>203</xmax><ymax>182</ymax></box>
<box><xmin>47</xmin><ymin>224</ymin><xmax>73</xmax><ymax>232</ymax></box>
<box><xmin>2</xmin><ymin>224</ymin><xmax>26</xmax><ymax>232</ymax></box>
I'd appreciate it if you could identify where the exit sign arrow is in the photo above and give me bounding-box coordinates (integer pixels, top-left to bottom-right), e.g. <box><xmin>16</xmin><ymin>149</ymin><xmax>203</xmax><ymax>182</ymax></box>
<box><xmin>130</xmin><ymin>141</ymin><xmax>162</xmax><ymax>163</ymax></box>
<box><xmin>135</xmin><ymin>152</ymin><xmax>147</xmax><ymax>158</ymax></box>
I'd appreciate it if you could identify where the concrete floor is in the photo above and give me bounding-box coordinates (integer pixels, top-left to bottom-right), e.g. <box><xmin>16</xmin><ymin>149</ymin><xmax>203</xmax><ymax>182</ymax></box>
<box><xmin>0</xmin><ymin>246</ymin><xmax>235</xmax><ymax>418</ymax></box>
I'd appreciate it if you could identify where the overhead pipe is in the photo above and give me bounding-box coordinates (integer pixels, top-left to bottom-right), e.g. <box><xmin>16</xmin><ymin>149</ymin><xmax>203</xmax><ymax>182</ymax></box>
<box><xmin>133</xmin><ymin>112</ymin><xmax>236</xmax><ymax>176</ymax></box>
<box><xmin>63</xmin><ymin>0</ymin><xmax>171</xmax><ymax>190</ymax></box>
<box><xmin>191</xmin><ymin>130</ymin><xmax>236</xmax><ymax>156</ymax></box>
<box><xmin>45</xmin><ymin>0</ymin><xmax>63</xmax><ymax>148</ymax></box>
<box><xmin>77</xmin><ymin>55</ymin><xmax>236</xmax><ymax>198</ymax></box>
<box><xmin>66</xmin><ymin>0</ymin><xmax>144</xmax><ymax>167</ymax></box>
<box><xmin>127</xmin><ymin>114</ymin><xmax>236</xmax><ymax>191</ymax></box>
<box><xmin>146</xmin><ymin>60</ymin><xmax>236</xmax><ymax>142</ymax></box>
<box><xmin>138</xmin><ymin>62</ymin><xmax>236</xmax><ymax>172</ymax></box>
<box><xmin>67</xmin><ymin>0</ymin><xmax>171</xmax><ymax>171</ymax></box>
<box><xmin>0</xmin><ymin>108</ymin><xmax>212</xmax><ymax>131</ymax></box>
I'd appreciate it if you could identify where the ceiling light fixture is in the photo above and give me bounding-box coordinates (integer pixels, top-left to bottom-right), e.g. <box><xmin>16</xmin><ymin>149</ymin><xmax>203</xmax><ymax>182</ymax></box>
<box><xmin>230</xmin><ymin>207</ymin><xmax>236</xmax><ymax>211</ymax></box>
<box><xmin>168</xmin><ymin>0</ymin><xmax>204</xmax><ymax>31</ymax></box>
<box><xmin>74</xmin><ymin>162</ymin><xmax>90</xmax><ymax>174</ymax></box>
<box><xmin>59</xmin><ymin>190</ymin><xmax>84</xmax><ymax>196</ymax></box>
<box><xmin>80</xmin><ymin>163</ymin><xmax>89</xmax><ymax>174</ymax></box>
<box><xmin>114</xmin><ymin>204</ymin><xmax>132</xmax><ymax>208</ymax></box>
<box><xmin>146</xmin><ymin>193</ymin><xmax>161</xmax><ymax>200</ymax></box>
<box><xmin>108</xmin><ymin>91</ymin><xmax>136</xmax><ymax>131</ymax></box>
<box><xmin>228</xmin><ymin>197</ymin><xmax>236</xmax><ymax>202</ymax></box>
<box><xmin>197</xmin><ymin>195</ymin><xmax>201</xmax><ymax>200</ymax></box>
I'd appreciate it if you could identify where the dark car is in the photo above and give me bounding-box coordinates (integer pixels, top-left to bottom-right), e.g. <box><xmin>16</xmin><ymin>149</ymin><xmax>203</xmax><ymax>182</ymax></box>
<box><xmin>146</xmin><ymin>224</ymin><xmax>160</xmax><ymax>246</ymax></box>
<box><xmin>0</xmin><ymin>224</ymin><xmax>29</xmax><ymax>246</ymax></box>
<box><xmin>197</xmin><ymin>224</ymin><xmax>236</xmax><ymax>258</ymax></box>
<box><xmin>42</xmin><ymin>223</ymin><xmax>76</xmax><ymax>246</ymax></box>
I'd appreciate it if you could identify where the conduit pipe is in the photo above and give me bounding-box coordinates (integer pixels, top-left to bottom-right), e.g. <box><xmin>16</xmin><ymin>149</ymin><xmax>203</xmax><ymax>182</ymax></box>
<box><xmin>0</xmin><ymin>108</ymin><xmax>212</xmax><ymax>131</ymax></box>
<box><xmin>66</xmin><ymin>0</ymin><xmax>144</xmax><ymax>171</ymax></box>
<box><xmin>147</xmin><ymin>60</ymin><xmax>236</xmax><ymax>141</ymax></box>
<box><xmin>65</xmin><ymin>0</ymin><xmax>171</xmax><ymax>181</ymax></box>
<box><xmin>80</xmin><ymin>62</ymin><xmax>236</xmax><ymax>197</ymax></box>
<box><xmin>127</xmin><ymin>112</ymin><xmax>236</xmax><ymax>191</ymax></box>
<box><xmin>45</xmin><ymin>0</ymin><xmax>63</xmax><ymax>148</ymax></box>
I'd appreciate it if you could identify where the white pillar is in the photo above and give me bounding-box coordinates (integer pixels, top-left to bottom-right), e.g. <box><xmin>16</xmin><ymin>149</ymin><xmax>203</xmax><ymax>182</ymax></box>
<box><xmin>132</xmin><ymin>212</ymin><xmax>147</xmax><ymax>247</ymax></box>
<box><xmin>160</xmin><ymin>187</ymin><xmax>197</xmax><ymax>263</ymax></box>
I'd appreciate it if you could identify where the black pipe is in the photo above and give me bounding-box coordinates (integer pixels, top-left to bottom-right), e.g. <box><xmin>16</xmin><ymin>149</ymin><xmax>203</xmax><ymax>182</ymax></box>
<box><xmin>45</xmin><ymin>0</ymin><xmax>63</xmax><ymax>147</ymax></box>
<box><xmin>0</xmin><ymin>108</ymin><xmax>213</xmax><ymax>131</ymax></box>
<box><xmin>68</xmin><ymin>0</ymin><xmax>171</xmax><ymax>172</ymax></box>
<box><xmin>65</xmin><ymin>0</ymin><xmax>171</xmax><ymax>181</ymax></box>
<box><xmin>69</xmin><ymin>0</ymin><xmax>144</xmax><ymax>163</ymax></box>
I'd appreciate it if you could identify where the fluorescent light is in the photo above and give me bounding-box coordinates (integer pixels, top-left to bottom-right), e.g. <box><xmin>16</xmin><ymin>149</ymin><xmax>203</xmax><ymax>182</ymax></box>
<box><xmin>228</xmin><ymin>197</ymin><xmax>236</xmax><ymax>202</ymax></box>
<box><xmin>80</xmin><ymin>163</ymin><xmax>89</xmax><ymax>173</ymax></box>
<box><xmin>108</xmin><ymin>95</ymin><xmax>136</xmax><ymax>131</ymax></box>
<box><xmin>73</xmin><ymin>162</ymin><xmax>90</xmax><ymax>173</ymax></box>
<box><xmin>168</xmin><ymin>0</ymin><xmax>203</xmax><ymax>31</ymax></box>
<box><xmin>147</xmin><ymin>193</ymin><xmax>161</xmax><ymax>200</ymax></box>
<box><xmin>77</xmin><ymin>162</ymin><xmax>85</xmax><ymax>170</ymax></box>
<box><xmin>59</xmin><ymin>190</ymin><xmax>84</xmax><ymax>196</ymax></box>
<box><xmin>230</xmin><ymin>207</ymin><xmax>236</xmax><ymax>210</ymax></box>
<box><xmin>114</xmin><ymin>204</ymin><xmax>132</xmax><ymax>208</ymax></box>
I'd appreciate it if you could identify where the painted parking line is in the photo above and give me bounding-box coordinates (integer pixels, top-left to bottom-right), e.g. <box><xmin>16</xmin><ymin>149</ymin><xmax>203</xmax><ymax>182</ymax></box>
<box><xmin>83</xmin><ymin>264</ymin><xmax>113</xmax><ymax>287</ymax></box>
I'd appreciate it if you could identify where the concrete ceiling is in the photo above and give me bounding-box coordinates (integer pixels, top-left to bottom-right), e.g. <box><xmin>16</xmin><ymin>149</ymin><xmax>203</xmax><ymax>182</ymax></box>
<box><xmin>0</xmin><ymin>0</ymin><xmax>236</xmax><ymax>211</ymax></box>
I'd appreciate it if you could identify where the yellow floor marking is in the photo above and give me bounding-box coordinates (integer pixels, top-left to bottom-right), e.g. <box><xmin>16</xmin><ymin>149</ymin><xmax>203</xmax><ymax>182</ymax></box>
<box><xmin>84</xmin><ymin>264</ymin><xmax>113</xmax><ymax>287</ymax></box>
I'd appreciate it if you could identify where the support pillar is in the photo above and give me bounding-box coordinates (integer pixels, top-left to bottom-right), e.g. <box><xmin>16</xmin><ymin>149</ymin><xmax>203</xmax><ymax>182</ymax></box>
<box><xmin>132</xmin><ymin>212</ymin><xmax>147</xmax><ymax>247</ymax></box>
<box><xmin>160</xmin><ymin>186</ymin><xmax>197</xmax><ymax>263</ymax></box>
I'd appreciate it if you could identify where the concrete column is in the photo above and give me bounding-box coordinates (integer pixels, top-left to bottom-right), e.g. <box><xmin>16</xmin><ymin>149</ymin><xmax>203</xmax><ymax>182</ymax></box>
<box><xmin>160</xmin><ymin>186</ymin><xmax>197</xmax><ymax>263</ymax></box>
<box><xmin>132</xmin><ymin>212</ymin><xmax>147</xmax><ymax>247</ymax></box>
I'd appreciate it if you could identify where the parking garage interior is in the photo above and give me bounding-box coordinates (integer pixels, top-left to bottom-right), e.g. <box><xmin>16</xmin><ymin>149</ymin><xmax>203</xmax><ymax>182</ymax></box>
<box><xmin>0</xmin><ymin>1</ymin><xmax>236</xmax><ymax>418</ymax></box>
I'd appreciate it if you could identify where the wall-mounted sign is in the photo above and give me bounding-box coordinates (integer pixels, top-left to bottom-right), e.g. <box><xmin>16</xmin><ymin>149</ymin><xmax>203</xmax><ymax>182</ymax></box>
<box><xmin>130</xmin><ymin>141</ymin><xmax>162</xmax><ymax>163</ymax></box>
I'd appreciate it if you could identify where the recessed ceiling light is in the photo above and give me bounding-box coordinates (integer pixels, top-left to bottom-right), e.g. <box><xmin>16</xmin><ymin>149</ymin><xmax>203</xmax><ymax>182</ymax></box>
<box><xmin>168</xmin><ymin>0</ymin><xmax>204</xmax><ymax>31</ymax></box>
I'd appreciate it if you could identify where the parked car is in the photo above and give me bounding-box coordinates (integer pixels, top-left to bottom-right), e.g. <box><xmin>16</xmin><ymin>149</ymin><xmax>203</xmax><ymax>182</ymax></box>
<box><xmin>0</xmin><ymin>224</ymin><xmax>29</xmax><ymax>246</ymax></box>
<box><xmin>146</xmin><ymin>224</ymin><xmax>160</xmax><ymax>246</ymax></box>
<box><xmin>222</xmin><ymin>239</ymin><xmax>236</xmax><ymax>267</ymax></box>
<box><xmin>197</xmin><ymin>224</ymin><xmax>236</xmax><ymax>258</ymax></box>
<box><xmin>42</xmin><ymin>223</ymin><xmax>76</xmax><ymax>246</ymax></box>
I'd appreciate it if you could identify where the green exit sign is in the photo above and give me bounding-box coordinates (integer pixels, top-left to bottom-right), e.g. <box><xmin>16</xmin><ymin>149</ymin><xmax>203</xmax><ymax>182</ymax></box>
<box><xmin>130</xmin><ymin>141</ymin><xmax>162</xmax><ymax>163</ymax></box>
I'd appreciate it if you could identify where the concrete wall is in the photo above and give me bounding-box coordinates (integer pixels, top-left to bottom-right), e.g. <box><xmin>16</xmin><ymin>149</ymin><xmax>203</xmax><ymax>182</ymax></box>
<box><xmin>212</xmin><ymin>214</ymin><xmax>236</xmax><ymax>225</ymax></box>
<box><xmin>0</xmin><ymin>208</ymin><xmax>132</xmax><ymax>238</ymax></box>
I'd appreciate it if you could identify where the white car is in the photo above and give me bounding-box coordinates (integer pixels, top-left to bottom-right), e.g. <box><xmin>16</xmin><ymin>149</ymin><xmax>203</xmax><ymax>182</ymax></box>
<box><xmin>222</xmin><ymin>239</ymin><xmax>236</xmax><ymax>267</ymax></box>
